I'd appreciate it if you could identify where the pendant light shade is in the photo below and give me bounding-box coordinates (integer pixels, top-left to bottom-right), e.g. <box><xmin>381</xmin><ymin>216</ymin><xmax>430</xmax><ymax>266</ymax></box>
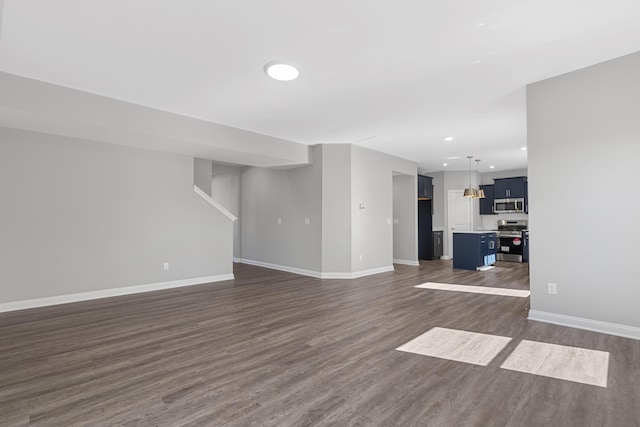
<box><xmin>463</xmin><ymin>156</ymin><xmax>476</xmax><ymax>198</ymax></box>
<box><xmin>464</xmin><ymin>187</ymin><xmax>478</xmax><ymax>198</ymax></box>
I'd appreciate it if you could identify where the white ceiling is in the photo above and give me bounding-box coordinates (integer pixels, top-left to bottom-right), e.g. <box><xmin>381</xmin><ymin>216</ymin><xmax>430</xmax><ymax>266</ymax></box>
<box><xmin>1</xmin><ymin>0</ymin><xmax>640</xmax><ymax>172</ymax></box>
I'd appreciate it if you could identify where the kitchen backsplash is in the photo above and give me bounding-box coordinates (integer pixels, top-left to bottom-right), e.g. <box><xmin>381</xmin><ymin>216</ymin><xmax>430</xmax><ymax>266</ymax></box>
<box><xmin>481</xmin><ymin>213</ymin><xmax>528</xmax><ymax>231</ymax></box>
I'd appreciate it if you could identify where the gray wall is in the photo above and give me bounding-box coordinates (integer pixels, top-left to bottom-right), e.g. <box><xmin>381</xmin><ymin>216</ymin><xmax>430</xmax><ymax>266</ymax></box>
<box><xmin>212</xmin><ymin>163</ymin><xmax>243</xmax><ymax>259</ymax></box>
<box><xmin>393</xmin><ymin>174</ymin><xmax>418</xmax><ymax>263</ymax></box>
<box><xmin>527</xmin><ymin>51</ymin><xmax>640</xmax><ymax>329</ymax></box>
<box><xmin>0</xmin><ymin>127</ymin><xmax>233</xmax><ymax>303</ymax></box>
<box><xmin>240</xmin><ymin>145</ymin><xmax>323</xmax><ymax>272</ymax></box>
<box><xmin>194</xmin><ymin>158</ymin><xmax>213</xmax><ymax>196</ymax></box>
<box><xmin>240</xmin><ymin>144</ymin><xmax>417</xmax><ymax>275</ymax></box>
<box><xmin>0</xmin><ymin>0</ymin><xmax>4</xmax><ymax>42</ymax></box>
<box><xmin>212</xmin><ymin>171</ymin><xmax>241</xmax><ymax>259</ymax></box>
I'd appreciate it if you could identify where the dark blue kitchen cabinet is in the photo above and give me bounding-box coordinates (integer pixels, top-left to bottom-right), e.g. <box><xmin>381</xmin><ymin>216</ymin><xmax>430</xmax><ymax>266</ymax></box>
<box><xmin>418</xmin><ymin>199</ymin><xmax>433</xmax><ymax>260</ymax></box>
<box><xmin>452</xmin><ymin>232</ymin><xmax>497</xmax><ymax>271</ymax></box>
<box><xmin>494</xmin><ymin>177</ymin><xmax>527</xmax><ymax>199</ymax></box>
<box><xmin>418</xmin><ymin>175</ymin><xmax>433</xmax><ymax>200</ymax></box>
<box><xmin>479</xmin><ymin>184</ymin><xmax>496</xmax><ymax>215</ymax></box>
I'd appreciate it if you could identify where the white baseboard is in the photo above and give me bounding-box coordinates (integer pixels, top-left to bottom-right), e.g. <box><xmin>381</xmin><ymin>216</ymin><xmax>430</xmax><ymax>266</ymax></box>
<box><xmin>0</xmin><ymin>274</ymin><xmax>235</xmax><ymax>314</ymax></box>
<box><xmin>239</xmin><ymin>258</ymin><xmax>323</xmax><ymax>278</ymax></box>
<box><xmin>239</xmin><ymin>259</ymin><xmax>395</xmax><ymax>279</ymax></box>
<box><xmin>393</xmin><ymin>259</ymin><xmax>420</xmax><ymax>266</ymax></box>
<box><xmin>528</xmin><ymin>310</ymin><xmax>640</xmax><ymax>341</ymax></box>
<box><xmin>232</xmin><ymin>257</ymin><xmax>241</xmax><ymax>263</ymax></box>
<box><xmin>440</xmin><ymin>255</ymin><xmax>452</xmax><ymax>260</ymax></box>
<box><xmin>345</xmin><ymin>265</ymin><xmax>395</xmax><ymax>279</ymax></box>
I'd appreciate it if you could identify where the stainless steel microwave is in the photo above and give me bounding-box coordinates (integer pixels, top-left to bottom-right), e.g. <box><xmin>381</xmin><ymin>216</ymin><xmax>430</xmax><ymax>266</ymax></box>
<box><xmin>494</xmin><ymin>198</ymin><xmax>525</xmax><ymax>213</ymax></box>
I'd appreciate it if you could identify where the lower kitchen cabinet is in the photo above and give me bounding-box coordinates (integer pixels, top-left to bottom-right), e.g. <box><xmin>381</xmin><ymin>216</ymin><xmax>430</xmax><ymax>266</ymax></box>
<box><xmin>432</xmin><ymin>231</ymin><xmax>443</xmax><ymax>260</ymax></box>
<box><xmin>452</xmin><ymin>232</ymin><xmax>497</xmax><ymax>271</ymax></box>
<box><xmin>522</xmin><ymin>231</ymin><xmax>530</xmax><ymax>262</ymax></box>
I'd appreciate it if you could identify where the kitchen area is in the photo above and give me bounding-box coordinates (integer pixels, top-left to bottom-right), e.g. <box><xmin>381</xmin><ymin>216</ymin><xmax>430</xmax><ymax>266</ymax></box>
<box><xmin>418</xmin><ymin>171</ymin><xmax>530</xmax><ymax>271</ymax></box>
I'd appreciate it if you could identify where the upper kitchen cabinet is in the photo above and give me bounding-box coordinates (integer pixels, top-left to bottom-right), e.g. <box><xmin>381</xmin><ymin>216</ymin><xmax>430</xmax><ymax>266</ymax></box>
<box><xmin>494</xmin><ymin>177</ymin><xmax>527</xmax><ymax>199</ymax></box>
<box><xmin>479</xmin><ymin>184</ymin><xmax>497</xmax><ymax>215</ymax></box>
<box><xmin>418</xmin><ymin>175</ymin><xmax>433</xmax><ymax>200</ymax></box>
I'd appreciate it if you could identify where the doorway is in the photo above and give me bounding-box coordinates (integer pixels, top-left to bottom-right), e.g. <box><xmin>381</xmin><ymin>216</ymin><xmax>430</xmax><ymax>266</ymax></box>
<box><xmin>447</xmin><ymin>189</ymin><xmax>472</xmax><ymax>258</ymax></box>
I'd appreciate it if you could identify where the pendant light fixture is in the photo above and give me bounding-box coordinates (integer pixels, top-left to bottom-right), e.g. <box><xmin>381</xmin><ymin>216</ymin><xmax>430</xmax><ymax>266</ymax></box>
<box><xmin>463</xmin><ymin>156</ymin><xmax>478</xmax><ymax>198</ymax></box>
<box><xmin>475</xmin><ymin>159</ymin><xmax>486</xmax><ymax>199</ymax></box>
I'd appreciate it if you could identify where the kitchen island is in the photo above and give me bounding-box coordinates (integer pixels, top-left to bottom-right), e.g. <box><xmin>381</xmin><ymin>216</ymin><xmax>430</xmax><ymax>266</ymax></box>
<box><xmin>452</xmin><ymin>231</ymin><xmax>498</xmax><ymax>271</ymax></box>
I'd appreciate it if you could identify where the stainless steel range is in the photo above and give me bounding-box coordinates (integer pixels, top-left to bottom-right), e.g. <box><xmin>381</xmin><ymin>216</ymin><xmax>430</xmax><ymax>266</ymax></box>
<box><xmin>496</xmin><ymin>219</ymin><xmax>528</xmax><ymax>262</ymax></box>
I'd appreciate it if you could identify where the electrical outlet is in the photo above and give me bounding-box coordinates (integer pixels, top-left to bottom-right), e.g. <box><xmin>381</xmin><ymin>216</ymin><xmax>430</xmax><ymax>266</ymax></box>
<box><xmin>163</xmin><ymin>262</ymin><xmax>169</xmax><ymax>271</ymax></box>
<box><xmin>305</xmin><ymin>218</ymin><xmax>310</xmax><ymax>225</ymax></box>
<box><xmin>359</xmin><ymin>204</ymin><xmax>365</xmax><ymax>211</ymax></box>
<box><xmin>387</xmin><ymin>218</ymin><xmax>391</xmax><ymax>225</ymax></box>
<box><xmin>277</xmin><ymin>218</ymin><xmax>282</xmax><ymax>224</ymax></box>
<box><xmin>359</xmin><ymin>254</ymin><xmax>363</xmax><ymax>262</ymax></box>
<box><xmin>548</xmin><ymin>282</ymin><xmax>557</xmax><ymax>295</ymax></box>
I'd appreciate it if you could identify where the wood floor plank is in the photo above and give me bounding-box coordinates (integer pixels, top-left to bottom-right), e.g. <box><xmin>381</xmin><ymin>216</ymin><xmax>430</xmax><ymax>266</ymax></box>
<box><xmin>1</xmin><ymin>260</ymin><xmax>639</xmax><ymax>426</ymax></box>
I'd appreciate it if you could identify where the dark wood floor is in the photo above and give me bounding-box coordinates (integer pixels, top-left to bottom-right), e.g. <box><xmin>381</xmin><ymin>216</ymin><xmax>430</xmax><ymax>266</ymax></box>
<box><xmin>1</xmin><ymin>261</ymin><xmax>639</xmax><ymax>426</ymax></box>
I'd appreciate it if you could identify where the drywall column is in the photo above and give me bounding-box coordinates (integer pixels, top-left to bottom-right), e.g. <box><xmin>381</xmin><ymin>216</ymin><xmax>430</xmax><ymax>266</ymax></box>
<box><xmin>321</xmin><ymin>144</ymin><xmax>353</xmax><ymax>274</ymax></box>
<box><xmin>392</xmin><ymin>174</ymin><xmax>418</xmax><ymax>265</ymax></box>
<box><xmin>351</xmin><ymin>146</ymin><xmax>417</xmax><ymax>274</ymax></box>
<box><xmin>527</xmin><ymin>52</ymin><xmax>640</xmax><ymax>336</ymax></box>
<box><xmin>430</xmin><ymin>171</ymin><xmax>445</xmax><ymax>231</ymax></box>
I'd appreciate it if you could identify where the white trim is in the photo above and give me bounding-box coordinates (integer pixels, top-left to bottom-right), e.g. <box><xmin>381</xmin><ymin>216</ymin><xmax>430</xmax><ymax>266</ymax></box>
<box><xmin>239</xmin><ymin>259</ymin><xmax>395</xmax><ymax>279</ymax></box>
<box><xmin>393</xmin><ymin>259</ymin><xmax>420</xmax><ymax>266</ymax></box>
<box><xmin>342</xmin><ymin>266</ymin><xmax>395</xmax><ymax>279</ymax></box>
<box><xmin>440</xmin><ymin>255</ymin><xmax>452</xmax><ymax>260</ymax></box>
<box><xmin>0</xmin><ymin>274</ymin><xmax>235</xmax><ymax>313</ymax></box>
<box><xmin>239</xmin><ymin>258</ymin><xmax>322</xmax><ymax>278</ymax></box>
<box><xmin>232</xmin><ymin>257</ymin><xmax>241</xmax><ymax>263</ymax></box>
<box><xmin>528</xmin><ymin>310</ymin><xmax>640</xmax><ymax>341</ymax></box>
<box><xmin>193</xmin><ymin>185</ymin><xmax>237</xmax><ymax>222</ymax></box>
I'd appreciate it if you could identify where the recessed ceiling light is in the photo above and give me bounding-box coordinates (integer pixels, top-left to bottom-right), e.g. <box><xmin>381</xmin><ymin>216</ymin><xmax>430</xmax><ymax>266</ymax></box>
<box><xmin>489</xmin><ymin>165</ymin><xmax>495</xmax><ymax>169</ymax></box>
<box><xmin>443</xmin><ymin>163</ymin><xmax>448</xmax><ymax>167</ymax></box>
<box><xmin>264</xmin><ymin>61</ymin><xmax>300</xmax><ymax>81</ymax></box>
<box><xmin>446</xmin><ymin>156</ymin><xmax>460</xmax><ymax>160</ymax></box>
<box><xmin>521</xmin><ymin>147</ymin><xmax>527</xmax><ymax>151</ymax></box>
<box><xmin>477</xmin><ymin>22</ymin><xmax>486</xmax><ymax>28</ymax></box>
<box><xmin>443</xmin><ymin>136</ymin><xmax>454</xmax><ymax>142</ymax></box>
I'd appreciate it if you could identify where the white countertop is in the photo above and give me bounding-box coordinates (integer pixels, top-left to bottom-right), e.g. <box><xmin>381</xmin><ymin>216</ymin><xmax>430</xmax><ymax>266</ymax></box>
<box><xmin>452</xmin><ymin>230</ymin><xmax>496</xmax><ymax>234</ymax></box>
